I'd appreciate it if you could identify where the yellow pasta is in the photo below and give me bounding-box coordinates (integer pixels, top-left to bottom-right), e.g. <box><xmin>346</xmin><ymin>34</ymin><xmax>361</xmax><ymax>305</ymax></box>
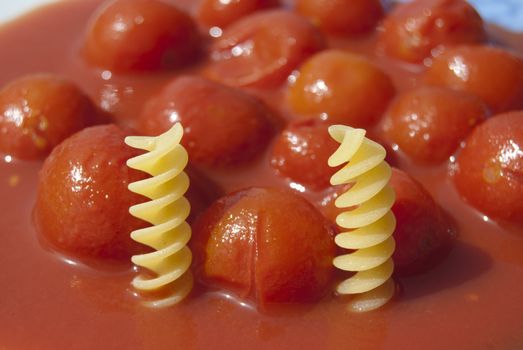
<box><xmin>328</xmin><ymin>124</ymin><xmax>396</xmax><ymax>312</ymax></box>
<box><xmin>125</xmin><ymin>123</ymin><xmax>193</xmax><ymax>308</ymax></box>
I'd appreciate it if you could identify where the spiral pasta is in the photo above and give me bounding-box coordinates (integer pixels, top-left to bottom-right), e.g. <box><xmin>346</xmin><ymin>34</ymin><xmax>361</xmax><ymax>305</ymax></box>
<box><xmin>125</xmin><ymin>123</ymin><xmax>193</xmax><ymax>308</ymax></box>
<box><xmin>328</xmin><ymin>124</ymin><xmax>396</xmax><ymax>312</ymax></box>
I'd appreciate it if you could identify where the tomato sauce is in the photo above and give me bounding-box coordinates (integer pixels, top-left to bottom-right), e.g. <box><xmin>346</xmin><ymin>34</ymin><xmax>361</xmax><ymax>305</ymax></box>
<box><xmin>1</xmin><ymin>1</ymin><xmax>523</xmax><ymax>349</ymax></box>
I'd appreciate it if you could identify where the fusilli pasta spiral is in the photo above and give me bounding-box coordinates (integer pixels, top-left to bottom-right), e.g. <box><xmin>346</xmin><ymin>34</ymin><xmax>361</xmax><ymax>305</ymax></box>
<box><xmin>125</xmin><ymin>123</ymin><xmax>193</xmax><ymax>308</ymax></box>
<box><xmin>328</xmin><ymin>124</ymin><xmax>396</xmax><ymax>312</ymax></box>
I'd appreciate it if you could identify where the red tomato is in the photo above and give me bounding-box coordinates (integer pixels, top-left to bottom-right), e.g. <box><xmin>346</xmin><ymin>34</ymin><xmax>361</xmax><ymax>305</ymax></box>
<box><xmin>379</xmin><ymin>0</ymin><xmax>486</xmax><ymax>63</ymax></box>
<box><xmin>139</xmin><ymin>76</ymin><xmax>275</xmax><ymax>167</ymax></box>
<box><xmin>270</xmin><ymin>119</ymin><xmax>340</xmax><ymax>190</ymax></box>
<box><xmin>287</xmin><ymin>49</ymin><xmax>395</xmax><ymax>127</ymax></box>
<box><xmin>192</xmin><ymin>187</ymin><xmax>336</xmax><ymax>308</ymax></box>
<box><xmin>197</xmin><ymin>0</ymin><xmax>279</xmax><ymax>28</ymax></box>
<box><xmin>83</xmin><ymin>0</ymin><xmax>201</xmax><ymax>72</ymax></box>
<box><xmin>34</xmin><ymin>125</ymin><xmax>149</xmax><ymax>260</ymax></box>
<box><xmin>0</xmin><ymin>74</ymin><xmax>96</xmax><ymax>160</ymax></box>
<box><xmin>383</xmin><ymin>87</ymin><xmax>489</xmax><ymax>164</ymax></box>
<box><xmin>204</xmin><ymin>10</ymin><xmax>325</xmax><ymax>88</ymax></box>
<box><xmin>453</xmin><ymin>111</ymin><xmax>523</xmax><ymax>226</ymax></box>
<box><xmin>424</xmin><ymin>45</ymin><xmax>523</xmax><ymax>113</ymax></box>
<box><xmin>295</xmin><ymin>0</ymin><xmax>383</xmax><ymax>36</ymax></box>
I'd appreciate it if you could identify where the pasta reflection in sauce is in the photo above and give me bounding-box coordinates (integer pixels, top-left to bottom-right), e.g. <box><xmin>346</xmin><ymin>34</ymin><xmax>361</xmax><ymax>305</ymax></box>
<box><xmin>0</xmin><ymin>0</ymin><xmax>523</xmax><ymax>349</ymax></box>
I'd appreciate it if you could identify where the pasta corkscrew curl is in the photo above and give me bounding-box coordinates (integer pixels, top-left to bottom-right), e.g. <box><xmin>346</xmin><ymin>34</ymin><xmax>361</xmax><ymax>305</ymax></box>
<box><xmin>328</xmin><ymin>124</ymin><xmax>396</xmax><ymax>312</ymax></box>
<box><xmin>125</xmin><ymin>123</ymin><xmax>193</xmax><ymax>308</ymax></box>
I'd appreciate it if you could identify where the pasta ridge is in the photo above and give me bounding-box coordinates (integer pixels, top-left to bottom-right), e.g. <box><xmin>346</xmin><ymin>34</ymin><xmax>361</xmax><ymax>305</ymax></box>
<box><xmin>328</xmin><ymin>124</ymin><xmax>396</xmax><ymax>312</ymax></box>
<box><xmin>125</xmin><ymin>123</ymin><xmax>193</xmax><ymax>308</ymax></box>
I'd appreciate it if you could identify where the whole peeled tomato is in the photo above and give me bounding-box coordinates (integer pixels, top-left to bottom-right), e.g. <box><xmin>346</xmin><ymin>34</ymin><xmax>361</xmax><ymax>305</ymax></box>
<box><xmin>296</xmin><ymin>0</ymin><xmax>383</xmax><ymax>36</ymax></box>
<box><xmin>287</xmin><ymin>49</ymin><xmax>395</xmax><ymax>127</ymax></box>
<box><xmin>0</xmin><ymin>74</ymin><xmax>96</xmax><ymax>160</ymax></box>
<box><xmin>83</xmin><ymin>0</ymin><xmax>201</xmax><ymax>72</ymax></box>
<box><xmin>34</xmin><ymin>125</ymin><xmax>149</xmax><ymax>260</ymax></box>
<box><xmin>197</xmin><ymin>0</ymin><xmax>279</xmax><ymax>28</ymax></box>
<box><xmin>205</xmin><ymin>10</ymin><xmax>325</xmax><ymax>88</ymax></box>
<box><xmin>453</xmin><ymin>111</ymin><xmax>523</xmax><ymax>226</ymax></box>
<box><xmin>270</xmin><ymin>119</ymin><xmax>340</xmax><ymax>190</ymax></box>
<box><xmin>139</xmin><ymin>76</ymin><xmax>275</xmax><ymax>167</ymax></box>
<box><xmin>378</xmin><ymin>0</ymin><xmax>486</xmax><ymax>63</ymax></box>
<box><xmin>424</xmin><ymin>45</ymin><xmax>523</xmax><ymax>113</ymax></box>
<box><xmin>383</xmin><ymin>86</ymin><xmax>489</xmax><ymax>164</ymax></box>
<box><xmin>192</xmin><ymin>187</ymin><xmax>336</xmax><ymax>308</ymax></box>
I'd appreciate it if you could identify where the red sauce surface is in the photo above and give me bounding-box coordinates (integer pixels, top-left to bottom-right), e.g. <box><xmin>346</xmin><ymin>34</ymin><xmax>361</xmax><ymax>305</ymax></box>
<box><xmin>1</xmin><ymin>1</ymin><xmax>523</xmax><ymax>349</ymax></box>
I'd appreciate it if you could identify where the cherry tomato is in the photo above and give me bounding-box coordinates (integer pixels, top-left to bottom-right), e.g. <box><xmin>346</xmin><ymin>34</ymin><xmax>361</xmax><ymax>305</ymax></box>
<box><xmin>139</xmin><ymin>76</ymin><xmax>275</xmax><ymax>167</ymax></box>
<box><xmin>34</xmin><ymin>125</ymin><xmax>149</xmax><ymax>260</ymax></box>
<box><xmin>383</xmin><ymin>86</ymin><xmax>488</xmax><ymax>164</ymax></box>
<box><xmin>424</xmin><ymin>45</ymin><xmax>523</xmax><ymax>113</ymax></box>
<box><xmin>0</xmin><ymin>74</ymin><xmax>96</xmax><ymax>160</ymax></box>
<box><xmin>379</xmin><ymin>0</ymin><xmax>486</xmax><ymax>63</ymax></box>
<box><xmin>453</xmin><ymin>111</ymin><xmax>523</xmax><ymax>226</ymax></box>
<box><xmin>83</xmin><ymin>0</ymin><xmax>201</xmax><ymax>72</ymax></box>
<box><xmin>287</xmin><ymin>49</ymin><xmax>395</xmax><ymax>127</ymax></box>
<box><xmin>204</xmin><ymin>10</ymin><xmax>325</xmax><ymax>88</ymax></box>
<box><xmin>192</xmin><ymin>187</ymin><xmax>336</xmax><ymax>308</ymax></box>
